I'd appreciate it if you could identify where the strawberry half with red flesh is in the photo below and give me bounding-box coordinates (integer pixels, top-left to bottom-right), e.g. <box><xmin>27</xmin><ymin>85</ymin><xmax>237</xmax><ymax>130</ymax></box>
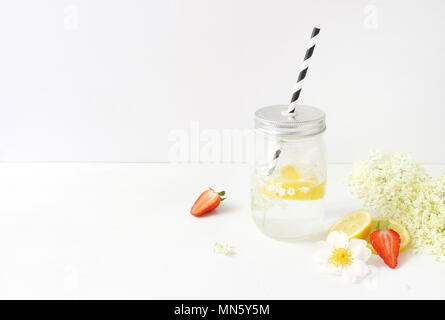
<box><xmin>190</xmin><ymin>188</ymin><xmax>226</xmax><ymax>217</ymax></box>
<box><xmin>370</xmin><ymin>220</ymin><xmax>401</xmax><ymax>268</ymax></box>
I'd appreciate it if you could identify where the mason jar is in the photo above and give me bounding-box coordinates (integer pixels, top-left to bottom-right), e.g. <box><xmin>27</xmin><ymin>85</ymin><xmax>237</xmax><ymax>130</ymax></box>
<box><xmin>251</xmin><ymin>105</ymin><xmax>327</xmax><ymax>239</ymax></box>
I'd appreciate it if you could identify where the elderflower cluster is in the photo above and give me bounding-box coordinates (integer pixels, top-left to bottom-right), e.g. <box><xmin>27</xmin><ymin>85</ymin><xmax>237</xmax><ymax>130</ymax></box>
<box><xmin>212</xmin><ymin>242</ymin><xmax>232</xmax><ymax>256</ymax></box>
<box><xmin>345</xmin><ymin>150</ymin><xmax>445</xmax><ymax>261</ymax></box>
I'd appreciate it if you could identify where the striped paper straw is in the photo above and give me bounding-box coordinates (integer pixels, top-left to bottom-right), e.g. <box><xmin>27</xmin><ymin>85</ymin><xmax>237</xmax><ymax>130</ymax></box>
<box><xmin>266</xmin><ymin>149</ymin><xmax>281</xmax><ymax>175</ymax></box>
<box><xmin>287</xmin><ymin>27</ymin><xmax>320</xmax><ymax>114</ymax></box>
<box><xmin>267</xmin><ymin>27</ymin><xmax>320</xmax><ymax>176</ymax></box>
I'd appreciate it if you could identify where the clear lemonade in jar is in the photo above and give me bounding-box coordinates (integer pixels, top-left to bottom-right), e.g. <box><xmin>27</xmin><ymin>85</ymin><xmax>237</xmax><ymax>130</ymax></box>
<box><xmin>251</xmin><ymin>105</ymin><xmax>327</xmax><ymax>239</ymax></box>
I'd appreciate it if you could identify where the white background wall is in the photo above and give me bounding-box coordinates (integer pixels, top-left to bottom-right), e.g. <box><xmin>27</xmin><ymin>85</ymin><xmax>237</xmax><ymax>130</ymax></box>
<box><xmin>0</xmin><ymin>0</ymin><xmax>444</xmax><ymax>163</ymax></box>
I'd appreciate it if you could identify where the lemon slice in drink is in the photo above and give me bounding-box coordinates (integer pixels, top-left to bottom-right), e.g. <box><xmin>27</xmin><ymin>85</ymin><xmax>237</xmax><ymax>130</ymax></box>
<box><xmin>366</xmin><ymin>217</ymin><xmax>411</xmax><ymax>254</ymax></box>
<box><xmin>261</xmin><ymin>164</ymin><xmax>326</xmax><ymax>200</ymax></box>
<box><xmin>280</xmin><ymin>165</ymin><xmax>300</xmax><ymax>180</ymax></box>
<box><xmin>328</xmin><ymin>209</ymin><xmax>372</xmax><ymax>240</ymax></box>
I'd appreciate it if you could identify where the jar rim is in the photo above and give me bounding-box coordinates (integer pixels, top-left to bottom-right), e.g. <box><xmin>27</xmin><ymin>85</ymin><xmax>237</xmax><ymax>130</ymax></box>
<box><xmin>255</xmin><ymin>105</ymin><xmax>326</xmax><ymax>137</ymax></box>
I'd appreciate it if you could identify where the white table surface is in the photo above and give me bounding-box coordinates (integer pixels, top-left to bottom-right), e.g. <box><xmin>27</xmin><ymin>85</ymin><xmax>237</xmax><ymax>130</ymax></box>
<box><xmin>0</xmin><ymin>163</ymin><xmax>444</xmax><ymax>300</ymax></box>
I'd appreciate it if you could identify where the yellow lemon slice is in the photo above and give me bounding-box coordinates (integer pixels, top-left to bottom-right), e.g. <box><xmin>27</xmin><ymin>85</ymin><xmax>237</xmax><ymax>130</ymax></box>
<box><xmin>280</xmin><ymin>165</ymin><xmax>300</xmax><ymax>180</ymax></box>
<box><xmin>328</xmin><ymin>209</ymin><xmax>372</xmax><ymax>240</ymax></box>
<box><xmin>260</xmin><ymin>164</ymin><xmax>326</xmax><ymax>200</ymax></box>
<box><xmin>366</xmin><ymin>217</ymin><xmax>411</xmax><ymax>254</ymax></box>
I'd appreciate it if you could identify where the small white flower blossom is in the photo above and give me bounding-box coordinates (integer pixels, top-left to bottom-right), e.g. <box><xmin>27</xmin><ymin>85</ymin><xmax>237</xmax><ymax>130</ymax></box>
<box><xmin>313</xmin><ymin>231</ymin><xmax>372</xmax><ymax>283</ymax></box>
<box><xmin>299</xmin><ymin>186</ymin><xmax>310</xmax><ymax>194</ymax></box>
<box><xmin>213</xmin><ymin>242</ymin><xmax>232</xmax><ymax>256</ymax></box>
<box><xmin>287</xmin><ymin>187</ymin><xmax>296</xmax><ymax>196</ymax></box>
<box><xmin>277</xmin><ymin>186</ymin><xmax>286</xmax><ymax>197</ymax></box>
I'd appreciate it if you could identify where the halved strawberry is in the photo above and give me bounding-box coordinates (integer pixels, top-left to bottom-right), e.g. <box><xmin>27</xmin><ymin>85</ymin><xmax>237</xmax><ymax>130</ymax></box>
<box><xmin>190</xmin><ymin>188</ymin><xmax>226</xmax><ymax>217</ymax></box>
<box><xmin>370</xmin><ymin>220</ymin><xmax>401</xmax><ymax>268</ymax></box>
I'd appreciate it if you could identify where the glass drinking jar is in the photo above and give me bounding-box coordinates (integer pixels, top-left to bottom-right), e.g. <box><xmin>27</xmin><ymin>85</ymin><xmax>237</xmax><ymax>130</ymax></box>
<box><xmin>251</xmin><ymin>105</ymin><xmax>327</xmax><ymax>239</ymax></box>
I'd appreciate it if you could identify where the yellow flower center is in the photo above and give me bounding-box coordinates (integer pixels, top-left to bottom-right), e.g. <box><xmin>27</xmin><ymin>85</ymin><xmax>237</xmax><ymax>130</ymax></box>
<box><xmin>328</xmin><ymin>247</ymin><xmax>354</xmax><ymax>268</ymax></box>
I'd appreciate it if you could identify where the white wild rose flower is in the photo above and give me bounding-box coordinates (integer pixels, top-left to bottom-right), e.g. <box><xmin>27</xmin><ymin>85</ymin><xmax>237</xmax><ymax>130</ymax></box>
<box><xmin>313</xmin><ymin>231</ymin><xmax>372</xmax><ymax>283</ymax></box>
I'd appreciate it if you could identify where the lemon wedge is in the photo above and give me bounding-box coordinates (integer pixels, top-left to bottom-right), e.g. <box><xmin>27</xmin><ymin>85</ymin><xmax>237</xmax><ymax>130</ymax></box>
<box><xmin>280</xmin><ymin>165</ymin><xmax>300</xmax><ymax>180</ymax></box>
<box><xmin>366</xmin><ymin>217</ymin><xmax>411</xmax><ymax>253</ymax></box>
<box><xmin>328</xmin><ymin>209</ymin><xmax>372</xmax><ymax>240</ymax></box>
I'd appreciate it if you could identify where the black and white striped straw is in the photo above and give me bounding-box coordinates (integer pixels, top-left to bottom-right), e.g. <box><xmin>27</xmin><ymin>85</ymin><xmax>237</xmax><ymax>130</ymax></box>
<box><xmin>266</xmin><ymin>27</ymin><xmax>320</xmax><ymax>176</ymax></box>
<box><xmin>287</xmin><ymin>27</ymin><xmax>320</xmax><ymax>114</ymax></box>
<box><xmin>266</xmin><ymin>149</ymin><xmax>281</xmax><ymax>175</ymax></box>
